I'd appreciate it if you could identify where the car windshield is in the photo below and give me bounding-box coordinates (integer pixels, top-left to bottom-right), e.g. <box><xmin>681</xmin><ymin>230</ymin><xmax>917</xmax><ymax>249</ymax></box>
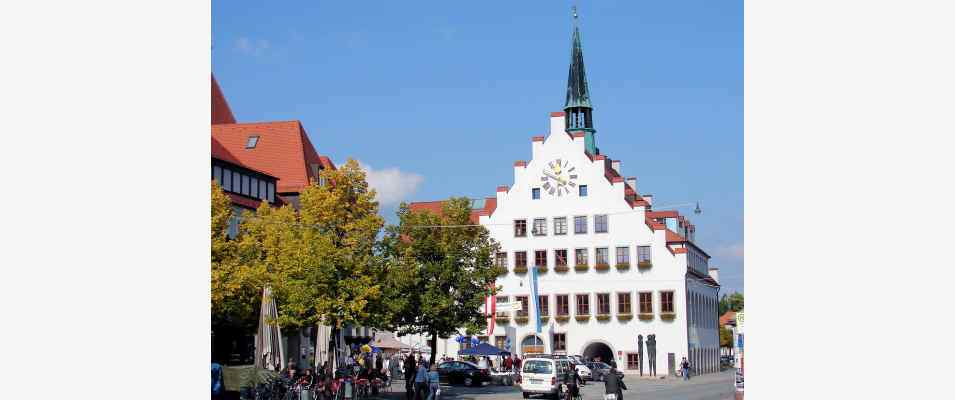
<box><xmin>459</xmin><ymin>362</ymin><xmax>478</xmax><ymax>370</ymax></box>
<box><xmin>523</xmin><ymin>360</ymin><xmax>553</xmax><ymax>374</ymax></box>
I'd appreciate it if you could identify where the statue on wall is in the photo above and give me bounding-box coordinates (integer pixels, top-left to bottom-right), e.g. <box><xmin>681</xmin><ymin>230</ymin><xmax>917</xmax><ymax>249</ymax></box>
<box><xmin>637</xmin><ymin>334</ymin><xmax>644</xmax><ymax>376</ymax></box>
<box><xmin>647</xmin><ymin>334</ymin><xmax>657</xmax><ymax>376</ymax></box>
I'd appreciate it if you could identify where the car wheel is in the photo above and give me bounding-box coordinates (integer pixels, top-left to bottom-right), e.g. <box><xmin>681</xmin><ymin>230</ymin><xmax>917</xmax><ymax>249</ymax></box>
<box><xmin>464</xmin><ymin>377</ymin><xmax>473</xmax><ymax>386</ymax></box>
<box><xmin>523</xmin><ymin>392</ymin><xmax>531</xmax><ymax>399</ymax></box>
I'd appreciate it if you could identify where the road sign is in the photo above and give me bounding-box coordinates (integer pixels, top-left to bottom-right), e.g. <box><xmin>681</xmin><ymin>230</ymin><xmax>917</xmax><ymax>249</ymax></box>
<box><xmin>735</xmin><ymin>312</ymin><xmax>744</xmax><ymax>333</ymax></box>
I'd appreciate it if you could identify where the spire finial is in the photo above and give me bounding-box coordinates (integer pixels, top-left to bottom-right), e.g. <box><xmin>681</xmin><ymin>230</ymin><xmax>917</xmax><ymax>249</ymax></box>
<box><xmin>572</xmin><ymin>5</ymin><xmax>578</xmax><ymax>20</ymax></box>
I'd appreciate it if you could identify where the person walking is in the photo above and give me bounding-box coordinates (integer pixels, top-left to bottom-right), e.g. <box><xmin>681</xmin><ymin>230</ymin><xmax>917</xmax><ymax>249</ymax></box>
<box><xmin>404</xmin><ymin>354</ymin><xmax>417</xmax><ymax>400</ymax></box>
<box><xmin>603</xmin><ymin>367</ymin><xmax>627</xmax><ymax>400</ymax></box>
<box><xmin>680</xmin><ymin>357</ymin><xmax>691</xmax><ymax>381</ymax></box>
<box><xmin>414</xmin><ymin>361</ymin><xmax>429</xmax><ymax>400</ymax></box>
<box><xmin>514</xmin><ymin>356</ymin><xmax>522</xmax><ymax>373</ymax></box>
<box><xmin>563</xmin><ymin>364</ymin><xmax>582</xmax><ymax>400</ymax></box>
<box><xmin>426</xmin><ymin>365</ymin><xmax>441</xmax><ymax>400</ymax></box>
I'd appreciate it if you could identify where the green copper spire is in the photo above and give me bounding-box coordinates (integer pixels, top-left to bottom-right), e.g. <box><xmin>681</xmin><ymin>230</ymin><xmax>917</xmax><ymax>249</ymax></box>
<box><xmin>564</xmin><ymin>7</ymin><xmax>592</xmax><ymax>109</ymax></box>
<box><xmin>564</xmin><ymin>6</ymin><xmax>597</xmax><ymax>154</ymax></box>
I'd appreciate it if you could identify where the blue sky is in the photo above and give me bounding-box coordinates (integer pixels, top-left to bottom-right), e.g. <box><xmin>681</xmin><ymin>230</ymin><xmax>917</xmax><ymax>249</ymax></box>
<box><xmin>213</xmin><ymin>0</ymin><xmax>743</xmax><ymax>295</ymax></box>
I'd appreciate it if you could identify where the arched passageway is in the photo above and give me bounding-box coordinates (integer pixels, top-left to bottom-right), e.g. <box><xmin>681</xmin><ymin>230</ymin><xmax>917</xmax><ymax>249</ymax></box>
<box><xmin>582</xmin><ymin>341</ymin><xmax>614</xmax><ymax>365</ymax></box>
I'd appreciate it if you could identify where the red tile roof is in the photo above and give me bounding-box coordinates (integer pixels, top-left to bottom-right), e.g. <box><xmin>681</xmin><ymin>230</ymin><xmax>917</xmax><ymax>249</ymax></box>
<box><xmin>407</xmin><ymin>198</ymin><xmax>497</xmax><ymax>224</ymax></box>
<box><xmin>212</xmin><ymin>75</ymin><xmax>237</xmax><ymax>125</ymax></box>
<box><xmin>225</xmin><ymin>192</ymin><xmax>270</xmax><ymax>210</ymax></box>
<box><xmin>720</xmin><ymin>311</ymin><xmax>737</xmax><ymax>326</ymax></box>
<box><xmin>211</xmin><ymin>120</ymin><xmax>330</xmax><ymax>194</ymax></box>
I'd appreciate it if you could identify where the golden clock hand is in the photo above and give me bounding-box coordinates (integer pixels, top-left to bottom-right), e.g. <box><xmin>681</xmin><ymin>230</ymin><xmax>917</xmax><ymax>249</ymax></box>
<box><xmin>544</xmin><ymin>171</ymin><xmax>567</xmax><ymax>185</ymax></box>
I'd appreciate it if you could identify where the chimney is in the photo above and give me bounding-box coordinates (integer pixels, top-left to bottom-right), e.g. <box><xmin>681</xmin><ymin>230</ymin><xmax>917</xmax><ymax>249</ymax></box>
<box><xmin>626</xmin><ymin>177</ymin><xmax>636</xmax><ymax>190</ymax></box>
<box><xmin>643</xmin><ymin>194</ymin><xmax>653</xmax><ymax>206</ymax></box>
<box><xmin>611</xmin><ymin>160</ymin><xmax>621</xmax><ymax>175</ymax></box>
<box><xmin>708</xmin><ymin>267</ymin><xmax>720</xmax><ymax>284</ymax></box>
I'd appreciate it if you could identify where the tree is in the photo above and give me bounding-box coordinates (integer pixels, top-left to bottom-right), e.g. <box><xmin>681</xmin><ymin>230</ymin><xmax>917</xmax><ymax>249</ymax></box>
<box><xmin>382</xmin><ymin>197</ymin><xmax>501</xmax><ymax>364</ymax></box>
<box><xmin>719</xmin><ymin>292</ymin><xmax>744</xmax><ymax>315</ymax></box>
<box><xmin>719</xmin><ymin>323</ymin><xmax>734</xmax><ymax>348</ymax></box>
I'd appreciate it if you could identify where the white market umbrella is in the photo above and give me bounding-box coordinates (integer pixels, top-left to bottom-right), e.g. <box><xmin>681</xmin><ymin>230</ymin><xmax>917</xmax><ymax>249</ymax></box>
<box><xmin>255</xmin><ymin>286</ymin><xmax>285</xmax><ymax>371</ymax></box>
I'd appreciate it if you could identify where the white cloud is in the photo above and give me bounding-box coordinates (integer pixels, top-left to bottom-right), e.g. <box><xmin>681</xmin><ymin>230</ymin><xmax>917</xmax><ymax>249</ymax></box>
<box><xmin>234</xmin><ymin>37</ymin><xmax>271</xmax><ymax>56</ymax></box>
<box><xmin>359</xmin><ymin>162</ymin><xmax>424</xmax><ymax>206</ymax></box>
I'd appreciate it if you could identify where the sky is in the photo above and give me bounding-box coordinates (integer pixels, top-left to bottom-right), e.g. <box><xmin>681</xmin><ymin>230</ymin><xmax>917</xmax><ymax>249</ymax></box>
<box><xmin>213</xmin><ymin>0</ymin><xmax>743</xmax><ymax>295</ymax></box>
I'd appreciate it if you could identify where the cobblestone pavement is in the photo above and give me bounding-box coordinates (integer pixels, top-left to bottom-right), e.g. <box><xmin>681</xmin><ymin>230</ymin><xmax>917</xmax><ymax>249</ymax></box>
<box><xmin>380</xmin><ymin>370</ymin><xmax>736</xmax><ymax>400</ymax></box>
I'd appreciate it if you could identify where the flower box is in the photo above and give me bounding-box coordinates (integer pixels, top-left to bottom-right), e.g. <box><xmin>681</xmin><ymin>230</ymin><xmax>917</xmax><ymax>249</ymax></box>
<box><xmin>495</xmin><ymin>266</ymin><xmax>508</xmax><ymax>276</ymax></box>
<box><xmin>536</xmin><ymin>265</ymin><xmax>548</xmax><ymax>273</ymax></box>
<box><xmin>574</xmin><ymin>264</ymin><xmax>589</xmax><ymax>271</ymax></box>
<box><xmin>595</xmin><ymin>314</ymin><xmax>611</xmax><ymax>321</ymax></box>
<box><xmin>575</xmin><ymin>315</ymin><xmax>591</xmax><ymax>322</ymax></box>
<box><xmin>638</xmin><ymin>260</ymin><xmax>653</xmax><ymax>270</ymax></box>
<box><xmin>615</xmin><ymin>263</ymin><xmax>630</xmax><ymax>270</ymax></box>
<box><xmin>514</xmin><ymin>316</ymin><xmax>529</xmax><ymax>324</ymax></box>
<box><xmin>660</xmin><ymin>312</ymin><xmax>676</xmax><ymax>321</ymax></box>
<box><xmin>595</xmin><ymin>263</ymin><xmax>610</xmax><ymax>271</ymax></box>
<box><xmin>617</xmin><ymin>313</ymin><xmax>633</xmax><ymax>321</ymax></box>
<box><xmin>638</xmin><ymin>313</ymin><xmax>654</xmax><ymax>321</ymax></box>
<box><xmin>495</xmin><ymin>316</ymin><xmax>510</xmax><ymax>324</ymax></box>
<box><xmin>555</xmin><ymin>265</ymin><xmax>569</xmax><ymax>273</ymax></box>
<box><xmin>540</xmin><ymin>316</ymin><xmax>550</xmax><ymax>323</ymax></box>
<box><xmin>555</xmin><ymin>315</ymin><xmax>570</xmax><ymax>323</ymax></box>
<box><xmin>514</xmin><ymin>265</ymin><xmax>528</xmax><ymax>274</ymax></box>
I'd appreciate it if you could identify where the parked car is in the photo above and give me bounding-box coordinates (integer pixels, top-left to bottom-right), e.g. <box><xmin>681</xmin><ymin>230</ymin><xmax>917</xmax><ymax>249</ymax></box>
<box><xmin>721</xmin><ymin>355</ymin><xmax>735</xmax><ymax>368</ymax></box>
<box><xmin>573</xmin><ymin>363</ymin><xmax>592</xmax><ymax>381</ymax></box>
<box><xmin>518</xmin><ymin>356</ymin><xmax>573</xmax><ymax>399</ymax></box>
<box><xmin>585</xmin><ymin>362</ymin><xmax>623</xmax><ymax>382</ymax></box>
<box><xmin>436</xmin><ymin>361</ymin><xmax>491</xmax><ymax>387</ymax></box>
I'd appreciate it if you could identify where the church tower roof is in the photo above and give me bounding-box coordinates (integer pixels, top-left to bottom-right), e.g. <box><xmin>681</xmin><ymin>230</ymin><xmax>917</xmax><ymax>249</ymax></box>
<box><xmin>564</xmin><ymin>7</ymin><xmax>592</xmax><ymax>110</ymax></box>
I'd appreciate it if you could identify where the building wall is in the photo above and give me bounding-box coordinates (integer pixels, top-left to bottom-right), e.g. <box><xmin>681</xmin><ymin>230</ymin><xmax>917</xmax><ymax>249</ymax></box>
<box><xmin>440</xmin><ymin>114</ymin><xmax>710</xmax><ymax>374</ymax></box>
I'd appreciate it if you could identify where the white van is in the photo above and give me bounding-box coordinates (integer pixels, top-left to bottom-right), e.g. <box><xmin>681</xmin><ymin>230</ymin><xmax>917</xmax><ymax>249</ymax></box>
<box><xmin>518</xmin><ymin>356</ymin><xmax>572</xmax><ymax>399</ymax></box>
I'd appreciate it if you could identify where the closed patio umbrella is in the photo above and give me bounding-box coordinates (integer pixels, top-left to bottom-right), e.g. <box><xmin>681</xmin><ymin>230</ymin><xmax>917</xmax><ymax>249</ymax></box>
<box><xmin>254</xmin><ymin>286</ymin><xmax>285</xmax><ymax>371</ymax></box>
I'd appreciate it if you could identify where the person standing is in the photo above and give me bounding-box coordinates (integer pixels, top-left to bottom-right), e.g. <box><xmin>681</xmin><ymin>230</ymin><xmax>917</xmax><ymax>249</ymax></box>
<box><xmin>603</xmin><ymin>367</ymin><xmax>627</xmax><ymax>400</ymax></box>
<box><xmin>514</xmin><ymin>355</ymin><xmax>522</xmax><ymax>373</ymax></box>
<box><xmin>503</xmin><ymin>355</ymin><xmax>513</xmax><ymax>372</ymax></box>
<box><xmin>426</xmin><ymin>365</ymin><xmax>441</xmax><ymax>400</ymax></box>
<box><xmin>405</xmin><ymin>354</ymin><xmax>417</xmax><ymax>400</ymax></box>
<box><xmin>478</xmin><ymin>356</ymin><xmax>489</xmax><ymax>370</ymax></box>
<box><xmin>680</xmin><ymin>357</ymin><xmax>691</xmax><ymax>381</ymax></box>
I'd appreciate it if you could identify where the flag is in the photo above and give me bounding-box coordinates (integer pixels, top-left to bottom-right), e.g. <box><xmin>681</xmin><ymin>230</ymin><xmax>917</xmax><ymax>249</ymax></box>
<box><xmin>530</xmin><ymin>265</ymin><xmax>542</xmax><ymax>334</ymax></box>
<box><xmin>485</xmin><ymin>286</ymin><xmax>496</xmax><ymax>336</ymax></box>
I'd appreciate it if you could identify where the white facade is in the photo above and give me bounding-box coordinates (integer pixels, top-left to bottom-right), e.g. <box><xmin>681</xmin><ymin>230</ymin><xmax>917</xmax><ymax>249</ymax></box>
<box><xmin>434</xmin><ymin>113</ymin><xmax>721</xmax><ymax>375</ymax></box>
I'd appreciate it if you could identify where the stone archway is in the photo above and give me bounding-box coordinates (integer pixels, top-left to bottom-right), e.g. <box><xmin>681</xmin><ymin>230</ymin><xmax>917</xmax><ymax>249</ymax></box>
<box><xmin>521</xmin><ymin>334</ymin><xmax>545</xmax><ymax>356</ymax></box>
<box><xmin>581</xmin><ymin>340</ymin><xmax>615</xmax><ymax>366</ymax></box>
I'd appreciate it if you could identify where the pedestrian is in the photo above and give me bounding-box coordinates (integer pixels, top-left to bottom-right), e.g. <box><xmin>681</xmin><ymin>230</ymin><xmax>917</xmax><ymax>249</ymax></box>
<box><xmin>609</xmin><ymin>358</ymin><xmax>617</xmax><ymax>369</ymax></box>
<box><xmin>211</xmin><ymin>362</ymin><xmax>224</xmax><ymax>400</ymax></box>
<box><xmin>405</xmin><ymin>353</ymin><xmax>417</xmax><ymax>400</ymax></box>
<box><xmin>415</xmin><ymin>361</ymin><xmax>429</xmax><ymax>400</ymax></box>
<box><xmin>603</xmin><ymin>367</ymin><xmax>627</xmax><ymax>400</ymax></box>
<box><xmin>564</xmin><ymin>363</ymin><xmax>581</xmax><ymax>400</ymax></box>
<box><xmin>680</xmin><ymin>357</ymin><xmax>691</xmax><ymax>381</ymax></box>
<box><xmin>504</xmin><ymin>355</ymin><xmax>513</xmax><ymax>372</ymax></box>
<box><xmin>426</xmin><ymin>365</ymin><xmax>441</xmax><ymax>400</ymax></box>
<box><xmin>514</xmin><ymin>355</ymin><xmax>522</xmax><ymax>372</ymax></box>
<box><xmin>478</xmin><ymin>356</ymin><xmax>489</xmax><ymax>370</ymax></box>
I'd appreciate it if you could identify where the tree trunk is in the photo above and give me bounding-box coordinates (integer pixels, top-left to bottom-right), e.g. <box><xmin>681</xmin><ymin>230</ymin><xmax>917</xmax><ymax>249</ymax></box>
<box><xmin>430</xmin><ymin>330</ymin><xmax>438</xmax><ymax>367</ymax></box>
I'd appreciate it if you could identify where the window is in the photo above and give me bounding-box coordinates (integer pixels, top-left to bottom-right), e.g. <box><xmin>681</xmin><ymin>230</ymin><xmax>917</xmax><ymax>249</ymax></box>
<box><xmin>576</xmin><ymin>294</ymin><xmax>590</xmax><ymax>315</ymax></box>
<box><xmin>595</xmin><ymin>248</ymin><xmax>609</xmax><ymax>265</ymax></box>
<box><xmin>553</xmin><ymin>333</ymin><xmax>566</xmax><ymax>352</ymax></box>
<box><xmin>574</xmin><ymin>216</ymin><xmax>587</xmax><ymax>234</ymax></box>
<box><xmin>515</xmin><ymin>251</ymin><xmax>527</xmax><ymax>268</ymax></box>
<box><xmin>594</xmin><ymin>214</ymin><xmax>608</xmax><ymax>233</ymax></box>
<box><xmin>223</xmin><ymin>169</ymin><xmax>232</xmax><ymax>191</ymax></box>
<box><xmin>250</xmin><ymin>177</ymin><xmax>259</xmax><ymax>198</ymax></box>
<box><xmin>259</xmin><ymin>180</ymin><xmax>267</xmax><ymax>200</ymax></box>
<box><xmin>514</xmin><ymin>219</ymin><xmax>527</xmax><ymax>237</ymax></box>
<box><xmin>554</xmin><ymin>217</ymin><xmax>567</xmax><ymax>235</ymax></box>
<box><xmin>638</xmin><ymin>246</ymin><xmax>652</xmax><ymax>262</ymax></box>
<box><xmin>616</xmin><ymin>247</ymin><xmax>630</xmax><ymax>265</ymax></box>
<box><xmin>538</xmin><ymin>295</ymin><xmax>549</xmax><ymax>316</ymax></box>
<box><xmin>246</xmin><ymin>135</ymin><xmax>259</xmax><ymax>149</ymax></box>
<box><xmin>639</xmin><ymin>292</ymin><xmax>653</xmax><ymax>314</ymax></box>
<box><xmin>213</xmin><ymin>166</ymin><xmax>222</xmax><ymax>185</ymax></box>
<box><xmin>495</xmin><ymin>336</ymin><xmax>507</xmax><ymax>350</ymax></box>
<box><xmin>233</xmin><ymin>172</ymin><xmax>241</xmax><ymax>193</ymax></box>
<box><xmin>575</xmin><ymin>248</ymin><xmax>588</xmax><ymax>266</ymax></box>
<box><xmin>318</xmin><ymin>174</ymin><xmax>327</xmax><ymax>187</ymax></box>
<box><xmin>267</xmin><ymin>182</ymin><xmax>275</xmax><ymax>203</ymax></box>
<box><xmin>579</xmin><ymin>185</ymin><xmax>588</xmax><ymax>197</ymax></box>
<box><xmin>556</xmin><ymin>295</ymin><xmax>569</xmax><ymax>316</ymax></box>
<box><xmin>596</xmin><ymin>293</ymin><xmax>610</xmax><ymax>315</ymax></box>
<box><xmin>242</xmin><ymin>175</ymin><xmax>250</xmax><ymax>196</ymax></box>
<box><xmin>532</xmin><ymin>188</ymin><xmax>541</xmax><ymax>199</ymax></box>
<box><xmin>516</xmin><ymin>296</ymin><xmax>529</xmax><ymax>317</ymax></box>
<box><xmin>495</xmin><ymin>296</ymin><xmax>509</xmax><ymax>317</ymax></box>
<box><xmin>495</xmin><ymin>252</ymin><xmax>508</xmax><ymax>268</ymax></box>
<box><xmin>532</xmin><ymin>218</ymin><xmax>547</xmax><ymax>236</ymax></box>
<box><xmin>555</xmin><ymin>249</ymin><xmax>568</xmax><ymax>267</ymax></box>
<box><xmin>661</xmin><ymin>291</ymin><xmax>675</xmax><ymax>313</ymax></box>
<box><xmin>618</xmin><ymin>293</ymin><xmax>632</xmax><ymax>315</ymax></box>
<box><xmin>535</xmin><ymin>250</ymin><xmax>547</xmax><ymax>267</ymax></box>
<box><xmin>627</xmin><ymin>354</ymin><xmax>640</xmax><ymax>369</ymax></box>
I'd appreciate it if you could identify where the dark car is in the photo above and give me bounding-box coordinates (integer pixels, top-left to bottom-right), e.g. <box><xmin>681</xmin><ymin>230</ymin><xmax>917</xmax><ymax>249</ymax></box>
<box><xmin>585</xmin><ymin>362</ymin><xmax>623</xmax><ymax>382</ymax></box>
<box><xmin>437</xmin><ymin>361</ymin><xmax>491</xmax><ymax>387</ymax></box>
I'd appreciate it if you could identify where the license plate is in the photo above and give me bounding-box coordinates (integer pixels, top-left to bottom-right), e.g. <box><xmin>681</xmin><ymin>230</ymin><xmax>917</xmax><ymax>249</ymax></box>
<box><xmin>530</xmin><ymin>379</ymin><xmax>543</xmax><ymax>384</ymax></box>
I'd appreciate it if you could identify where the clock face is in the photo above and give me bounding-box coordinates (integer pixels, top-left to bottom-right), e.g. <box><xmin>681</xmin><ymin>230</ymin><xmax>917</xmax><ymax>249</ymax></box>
<box><xmin>539</xmin><ymin>158</ymin><xmax>579</xmax><ymax>197</ymax></box>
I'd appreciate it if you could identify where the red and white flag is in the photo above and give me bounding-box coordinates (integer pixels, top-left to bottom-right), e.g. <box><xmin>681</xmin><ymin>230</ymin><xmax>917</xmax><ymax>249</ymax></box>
<box><xmin>485</xmin><ymin>288</ymin><xmax>496</xmax><ymax>336</ymax></box>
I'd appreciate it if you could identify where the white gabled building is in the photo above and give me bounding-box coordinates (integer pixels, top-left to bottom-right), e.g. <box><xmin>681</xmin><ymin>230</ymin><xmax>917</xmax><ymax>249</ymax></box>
<box><xmin>407</xmin><ymin>11</ymin><xmax>722</xmax><ymax>376</ymax></box>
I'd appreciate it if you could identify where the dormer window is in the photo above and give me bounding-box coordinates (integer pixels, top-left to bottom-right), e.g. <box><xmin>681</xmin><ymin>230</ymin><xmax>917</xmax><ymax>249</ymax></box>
<box><xmin>245</xmin><ymin>135</ymin><xmax>259</xmax><ymax>149</ymax></box>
